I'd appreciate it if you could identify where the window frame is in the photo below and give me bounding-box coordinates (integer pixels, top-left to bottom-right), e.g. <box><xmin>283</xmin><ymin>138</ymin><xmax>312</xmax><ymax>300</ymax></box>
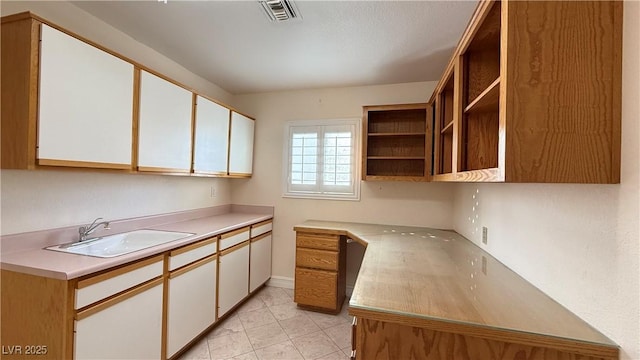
<box><xmin>282</xmin><ymin>118</ymin><xmax>361</xmax><ymax>201</ymax></box>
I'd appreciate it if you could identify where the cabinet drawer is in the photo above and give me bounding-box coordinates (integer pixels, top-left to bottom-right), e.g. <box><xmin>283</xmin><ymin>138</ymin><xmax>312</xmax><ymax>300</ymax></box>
<box><xmin>296</xmin><ymin>248</ymin><xmax>338</xmax><ymax>271</ymax></box>
<box><xmin>296</xmin><ymin>232</ymin><xmax>339</xmax><ymax>251</ymax></box>
<box><xmin>251</xmin><ymin>220</ymin><xmax>272</xmax><ymax>238</ymax></box>
<box><xmin>75</xmin><ymin>256</ymin><xmax>163</xmax><ymax>309</ymax></box>
<box><xmin>168</xmin><ymin>238</ymin><xmax>216</xmax><ymax>271</ymax></box>
<box><xmin>294</xmin><ymin>267</ymin><xmax>337</xmax><ymax>310</ymax></box>
<box><xmin>219</xmin><ymin>226</ymin><xmax>250</xmax><ymax>250</ymax></box>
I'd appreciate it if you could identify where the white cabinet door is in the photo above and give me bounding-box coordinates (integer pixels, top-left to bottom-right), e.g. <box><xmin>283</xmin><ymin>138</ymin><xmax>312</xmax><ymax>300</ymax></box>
<box><xmin>138</xmin><ymin>70</ymin><xmax>193</xmax><ymax>172</ymax></box>
<box><xmin>228</xmin><ymin>112</ymin><xmax>255</xmax><ymax>176</ymax></box>
<box><xmin>193</xmin><ymin>96</ymin><xmax>230</xmax><ymax>175</ymax></box>
<box><xmin>38</xmin><ymin>25</ymin><xmax>133</xmax><ymax>168</ymax></box>
<box><xmin>218</xmin><ymin>242</ymin><xmax>250</xmax><ymax>316</ymax></box>
<box><xmin>74</xmin><ymin>281</ymin><xmax>163</xmax><ymax>360</ymax></box>
<box><xmin>250</xmin><ymin>234</ymin><xmax>272</xmax><ymax>292</ymax></box>
<box><xmin>167</xmin><ymin>257</ymin><xmax>217</xmax><ymax>358</ymax></box>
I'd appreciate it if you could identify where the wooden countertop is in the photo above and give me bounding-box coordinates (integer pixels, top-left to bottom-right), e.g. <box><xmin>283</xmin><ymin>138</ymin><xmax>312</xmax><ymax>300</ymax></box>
<box><xmin>294</xmin><ymin>220</ymin><xmax>618</xmax><ymax>358</ymax></box>
<box><xmin>1</xmin><ymin>205</ymin><xmax>272</xmax><ymax>280</ymax></box>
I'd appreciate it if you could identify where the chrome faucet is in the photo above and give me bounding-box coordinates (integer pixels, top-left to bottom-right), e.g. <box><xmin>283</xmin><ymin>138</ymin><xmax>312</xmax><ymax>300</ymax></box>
<box><xmin>78</xmin><ymin>217</ymin><xmax>110</xmax><ymax>241</ymax></box>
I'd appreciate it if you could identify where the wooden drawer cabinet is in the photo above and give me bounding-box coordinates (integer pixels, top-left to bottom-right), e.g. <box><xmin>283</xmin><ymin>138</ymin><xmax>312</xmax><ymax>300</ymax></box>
<box><xmin>296</xmin><ymin>248</ymin><xmax>338</xmax><ymax>271</ymax></box>
<box><xmin>296</xmin><ymin>232</ymin><xmax>339</xmax><ymax>251</ymax></box>
<box><xmin>294</xmin><ymin>232</ymin><xmax>346</xmax><ymax>313</ymax></box>
<box><xmin>294</xmin><ymin>268</ymin><xmax>338</xmax><ymax>310</ymax></box>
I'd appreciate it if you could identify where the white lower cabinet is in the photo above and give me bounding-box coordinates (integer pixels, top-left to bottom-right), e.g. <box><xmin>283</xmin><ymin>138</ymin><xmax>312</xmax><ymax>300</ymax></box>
<box><xmin>250</xmin><ymin>233</ymin><xmax>272</xmax><ymax>292</ymax></box>
<box><xmin>218</xmin><ymin>242</ymin><xmax>250</xmax><ymax>316</ymax></box>
<box><xmin>72</xmin><ymin>221</ymin><xmax>270</xmax><ymax>359</ymax></box>
<box><xmin>74</xmin><ymin>279</ymin><xmax>163</xmax><ymax>360</ymax></box>
<box><xmin>167</xmin><ymin>256</ymin><xmax>217</xmax><ymax>358</ymax></box>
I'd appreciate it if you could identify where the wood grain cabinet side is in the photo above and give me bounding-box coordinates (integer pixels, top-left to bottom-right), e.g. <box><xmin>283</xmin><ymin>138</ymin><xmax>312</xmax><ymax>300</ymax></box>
<box><xmin>353</xmin><ymin>317</ymin><xmax>617</xmax><ymax>360</ymax></box>
<box><xmin>294</xmin><ymin>232</ymin><xmax>346</xmax><ymax>313</ymax></box>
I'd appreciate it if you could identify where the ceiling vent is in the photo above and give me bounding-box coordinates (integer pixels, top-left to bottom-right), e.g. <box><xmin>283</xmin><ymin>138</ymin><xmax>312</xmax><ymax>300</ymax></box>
<box><xmin>259</xmin><ymin>0</ymin><xmax>301</xmax><ymax>22</ymax></box>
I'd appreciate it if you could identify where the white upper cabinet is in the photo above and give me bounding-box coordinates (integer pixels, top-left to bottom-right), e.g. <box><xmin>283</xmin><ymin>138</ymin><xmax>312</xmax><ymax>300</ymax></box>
<box><xmin>138</xmin><ymin>70</ymin><xmax>193</xmax><ymax>172</ymax></box>
<box><xmin>193</xmin><ymin>96</ymin><xmax>230</xmax><ymax>175</ymax></box>
<box><xmin>38</xmin><ymin>24</ymin><xmax>134</xmax><ymax>168</ymax></box>
<box><xmin>228</xmin><ymin>112</ymin><xmax>255</xmax><ymax>176</ymax></box>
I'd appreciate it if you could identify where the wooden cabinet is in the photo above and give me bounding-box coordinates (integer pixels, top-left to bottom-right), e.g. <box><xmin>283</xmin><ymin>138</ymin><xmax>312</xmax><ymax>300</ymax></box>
<box><xmin>1</xmin><ymin>12</ymin><xmax>257</xmax><ymax>179</ymax></box>
<box><xmin>166</xmin><ymin>239</ymin><xmax>217</xmax><ymax>358</ymax></box>
<box><xmin>228</xmin><ymin>111</ymin><xmax>255</xmax><ymax>177</ymax></box>
<box><xmin>218</xmin><ymin>241</ymin><xmax>250</xmax><ymax>317</ymax></box>
<box><xmin>138</xmin><ymin>70</ymin><xmax>193</xmax><ymax>173</ymax></box>
<box><xmin>1</xmin><ymin>15</ymin><xmax>134</xmax><ymax>171</ymax></box>
<box><xmin>193</xmin><ymin>95</ymin><xmax>231</xmax><ymax>175</ymax></box>
<box><xmin>1</xmin><ymin>217</ymin><xmax>274</xmax><ymax>360</ymax></box>
<box><xmin>74</xmin><ymin>256</ymin><xmax>164</xmax><ymax>359</ymax></box>
<box><xmin>249</xmin><ymin>228</ymin><xmax>272</xmax><ymax>292</ymax></box>
<box><xmin>430</xmin><ymin>0</ymin><xmax>622</xmax><ymax>183</ymax></box>
<box><xmin>37</xmin><ymin>24</ymin><xmax>134</xmax><ymax>169</ymax></box>
<box><xmin>294</xmin><ymin>232</ymin><xmax>346</xmax><ymax>313</ymax></box>
<box><xmin>362</xmin><ymin>104</ymin><xmax>432</xmax><ymax>181</ymax></box>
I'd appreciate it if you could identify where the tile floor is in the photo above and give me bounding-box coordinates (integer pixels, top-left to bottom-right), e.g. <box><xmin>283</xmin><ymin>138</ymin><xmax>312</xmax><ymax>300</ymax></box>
<box><xmin>177</xmin><ymin>286</ymin><xmax>353</xmax><ymax>360</ymax></box>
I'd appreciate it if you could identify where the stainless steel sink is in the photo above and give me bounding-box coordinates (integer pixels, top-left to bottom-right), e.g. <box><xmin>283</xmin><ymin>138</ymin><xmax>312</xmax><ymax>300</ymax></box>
<box><xmin>46</xmin><ymin>229</ymin><xmax>194</xmax><ymax>258</ymax></box>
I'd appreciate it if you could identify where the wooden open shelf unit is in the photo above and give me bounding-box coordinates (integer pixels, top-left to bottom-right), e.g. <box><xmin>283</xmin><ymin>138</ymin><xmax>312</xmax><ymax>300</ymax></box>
<box><xmin>429</xmin><ymin>0</ymin><xmax>622</xmax><ymax>183</ymax></box>
<box><xmin>362</xmin><ymin>104</ymin><xmax>432</xmax><ymax>181</ymax></box>
<box><xmin>434</xmin><ymin>68</ymin><xmax>455</xmax><ymax>177</ymax></box>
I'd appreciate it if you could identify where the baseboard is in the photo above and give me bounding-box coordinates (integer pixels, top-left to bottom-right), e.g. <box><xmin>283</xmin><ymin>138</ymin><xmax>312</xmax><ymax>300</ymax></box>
<box><xmin>267</xmin><ymin>276</ymin><xmax>294</xmax><ymax>289</ymax></box>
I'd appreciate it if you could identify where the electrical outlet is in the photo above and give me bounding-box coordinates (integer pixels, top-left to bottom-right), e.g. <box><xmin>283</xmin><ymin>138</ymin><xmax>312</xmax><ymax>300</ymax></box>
<box><xmin>482</xmin><ymin>226</ymin><xmax>488</xmax><ymax>244</ymax></box>
<box><xmin>210</xmin><ymin>186</ymin><xmax>216</xmax><ymax>198</ymax></box>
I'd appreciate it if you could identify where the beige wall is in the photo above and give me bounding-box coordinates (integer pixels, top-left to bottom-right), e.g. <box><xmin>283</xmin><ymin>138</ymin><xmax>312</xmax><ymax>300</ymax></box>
<box><xmin>0</xmin><ymin>1</ymin><xmax>233</xmax><ymax>105</ymax></box>
<box><xmin>0</xmin><ymin>2</ymin><xmax>234</xmax><ymax>235</ymax></box>
<box><xmin>233</xmin><ymin>82</ymin><xmax>456</xmax><ymax>286</ymax></box>
<box><xmin>453</xmin><ymin>3</ymin><xmax>640</xmax><ymax>359</ymax></box>
<box><xmin>0</xmin><ymin>170</ymin><xmax>231</xmax><ymax>235</ymax></box>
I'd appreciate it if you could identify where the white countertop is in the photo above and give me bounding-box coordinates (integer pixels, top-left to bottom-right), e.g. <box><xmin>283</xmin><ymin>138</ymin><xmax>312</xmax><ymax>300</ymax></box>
<box><xmin>294</xmin><ymin>220</ymin><xmax>618</xmax><ymax>356</ymax></box>
<box><xmin>1</xmin><ymin>206</ymin><xmax>272</xmax><ymax>280</ymax></box>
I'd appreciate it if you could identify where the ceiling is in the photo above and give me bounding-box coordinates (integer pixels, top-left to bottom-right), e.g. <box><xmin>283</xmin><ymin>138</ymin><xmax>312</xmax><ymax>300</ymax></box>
<box><xmin>72</xmin><ymin>0</ymin><xmax>478</xmax><ymax>95</ymax></box>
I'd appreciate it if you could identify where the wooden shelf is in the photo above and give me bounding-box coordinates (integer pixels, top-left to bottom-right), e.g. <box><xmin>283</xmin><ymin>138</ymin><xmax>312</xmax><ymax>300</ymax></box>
<box><xmin>428</xmin><ymin>0</ymin><xmax>621</xmax><ymax>183</ymax></box>
<box><xmin>440</xmin><ymin>121</ymin><xmax>454</xmax><ymax>134</ymax></box>
<box><xmin>368</xmin><ymin>132</ymin><xmax>425</xmax><ymax>137</ymax></box>
<box><xmin>368</xmin><ymin>156</ymin><xmax>424</xmax><ymax>160</ymax></box>
<box><xmin>363</xmin><ymin>104</ymin><xmax>431</xmax><ymax>181</ymax></box>
<box><xmin>465</xmin><ymin>77</ymin><xmax>499</xmax><ymax>113</ymax></box>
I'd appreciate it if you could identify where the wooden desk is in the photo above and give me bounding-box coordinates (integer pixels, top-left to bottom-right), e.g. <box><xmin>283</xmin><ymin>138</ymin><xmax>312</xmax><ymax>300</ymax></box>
<box><xmin>294</xmin><ymin>221</ymin><xmax>618</xmax><ymax>360</ymax></box>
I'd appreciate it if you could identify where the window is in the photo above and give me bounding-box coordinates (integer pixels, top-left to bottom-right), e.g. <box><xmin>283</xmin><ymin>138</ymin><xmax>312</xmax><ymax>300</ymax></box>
<box><xmin>283</xmin><ymin>118</ymin><xmax>360</xmax><ymax>200</ymax></box>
